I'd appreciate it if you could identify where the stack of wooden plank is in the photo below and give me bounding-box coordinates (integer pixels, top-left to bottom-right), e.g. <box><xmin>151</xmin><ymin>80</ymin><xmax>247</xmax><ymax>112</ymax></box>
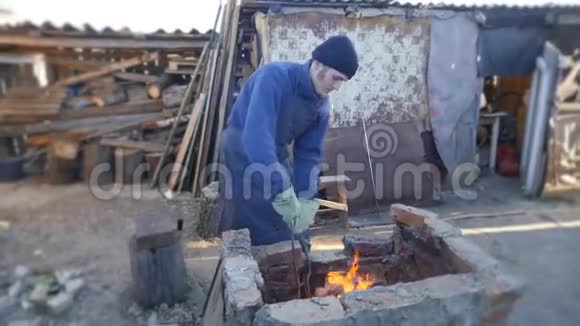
<box><xmin>0</xmin><ymin>48</ymin><xmax>215</xmax><ymax>184</ymax></box>
<box><xmin>0</xmin><ymin>1</ymin><xmax>246</xmax><ymax>193</ymax></box>
<box><xmin>0</xmin><ymin>86</ymin><xmax>68</xmax><ymax>123</ymax></box>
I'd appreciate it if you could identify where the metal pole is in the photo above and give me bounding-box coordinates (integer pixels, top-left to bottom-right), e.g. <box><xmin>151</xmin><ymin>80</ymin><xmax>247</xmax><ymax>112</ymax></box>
<box><xmin>150</xmin><ymin>4</ymin><xmax>222</xmax><ymax>189</ymax></box>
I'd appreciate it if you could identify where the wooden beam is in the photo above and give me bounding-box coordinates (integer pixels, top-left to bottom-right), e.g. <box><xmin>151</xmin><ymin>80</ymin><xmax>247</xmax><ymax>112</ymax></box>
<box><xmin>51</xmin><ymin>52</ymin><xmax>159</xmax><ymax>87</ymax></box>
<box><xmin>167</xmin><ymin>93</ymin><xmax>206</xmax><ymax>191</ymax></box>
<box><xmin>45</xmin><ymin>57</ymin><xmax>107</xmax><ymax>70</ymax></box>
<box><xmin>60</xmin><ymin>101</ymin><xmax>162</xmax><ymax>119</ymax></box>
<box><xmin>26</xmin><ymin>130</ymin><xmax>87</xmax><ymax>147</ymax></box>
<box><xmin>316</xmin><ymin>198</ymin><xmax>348</xmax><ymax>212</ymax></box>
<box><xmin>0</xmin><ymin>35</ymin><xmax>208</xmax><ymax>50</ymax></box>
<box><xmin>100</xmin><ymin>138</ymin><xmax>165</xmax><ymax>152</ymax></box>
<box><xmin>147</xmin><ymin>74</ymin><xmax>175</xmax><ymax>99</ymax></box>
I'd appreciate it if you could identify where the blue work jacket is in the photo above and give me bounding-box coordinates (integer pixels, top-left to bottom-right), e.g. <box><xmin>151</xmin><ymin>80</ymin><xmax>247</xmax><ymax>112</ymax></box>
<box><xmin>217</xmin><ymin>60</ymin><xmax>329</xmax><ymax>245</ymax></box>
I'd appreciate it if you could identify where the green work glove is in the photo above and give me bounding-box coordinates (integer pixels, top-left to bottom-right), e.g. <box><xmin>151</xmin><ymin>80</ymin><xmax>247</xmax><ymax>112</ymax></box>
<box><xmin>293</xmin><ymin>198</ymin><xmax>320</xmax><ymax>233</ymax></box>
<box><xmin>272</xmin><ymin>187</ymin><xmax>301</xmax><ymax>229</ymax></box>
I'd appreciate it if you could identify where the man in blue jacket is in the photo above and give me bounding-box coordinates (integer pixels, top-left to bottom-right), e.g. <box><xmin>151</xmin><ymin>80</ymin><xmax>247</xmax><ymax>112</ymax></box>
<box><xmin>217</xmin><ymin>35</ymin><xmax>358</xmax><ymax>245</ymax></box>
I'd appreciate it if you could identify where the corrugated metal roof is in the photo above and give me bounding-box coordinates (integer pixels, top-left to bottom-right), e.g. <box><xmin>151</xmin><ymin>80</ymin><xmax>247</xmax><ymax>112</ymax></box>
<box><xmin>242</xmin><ymin>0</ymin><xmax>580</xmax><ymax>8</ymax></box>
<box><xmin>0</xmin><ymin>21</ymin><xmax>212</xmax><ymax>37</ymax></box>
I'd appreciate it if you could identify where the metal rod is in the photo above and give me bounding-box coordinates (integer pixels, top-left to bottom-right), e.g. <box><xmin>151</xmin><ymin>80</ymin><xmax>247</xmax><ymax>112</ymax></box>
<box><xmin>150</xmin><ymin>43</ymin><xmax>209</xmax><ymax>188</ymax></box>
<box><xmin>290</xmin><ymin>230</ymin><xmax>301</xmax><ymax>299</ymax></box>
<box><xmin>150</xmin><ymin>5</ymin><xmax>222</xmax><ymax>189</ymax></box>
<box><xmin>362</xmin><ymin>118</ymin><xmax>380</xmax><ymax>210</ymax></box>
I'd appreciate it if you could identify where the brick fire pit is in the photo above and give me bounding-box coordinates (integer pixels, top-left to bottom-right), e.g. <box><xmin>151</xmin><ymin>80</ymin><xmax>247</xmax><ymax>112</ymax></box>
<box><xmin>216</xmin><ymin>204</ymin><xmax>524</xmax><ymax>326</ymax></box>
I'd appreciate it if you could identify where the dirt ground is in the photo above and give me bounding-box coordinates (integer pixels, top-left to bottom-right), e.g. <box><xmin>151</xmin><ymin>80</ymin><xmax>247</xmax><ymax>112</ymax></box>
<box><xmin>1</xmin><ymin>175</ymin><xmax>580</xmax><ymax>325</ymax></box>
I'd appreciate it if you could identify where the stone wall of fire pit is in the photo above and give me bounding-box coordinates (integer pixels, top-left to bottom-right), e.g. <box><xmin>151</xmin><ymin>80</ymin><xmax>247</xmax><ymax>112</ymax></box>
<box><xmin>219</xmin><ymin>204</ymin><xmax>524</xmax><ymax>326</ymax></box>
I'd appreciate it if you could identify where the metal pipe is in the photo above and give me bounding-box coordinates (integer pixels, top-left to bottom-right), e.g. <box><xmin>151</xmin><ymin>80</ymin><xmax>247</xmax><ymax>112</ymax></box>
<box><xmin>520</xmin><ymin>58</ymin><xmax>542</xmax><ymax>179</ymax></box>
<box><xmin>523</xmin><ymin>55</ymin><xmax>554</xmax><ymax>197</ymax></box>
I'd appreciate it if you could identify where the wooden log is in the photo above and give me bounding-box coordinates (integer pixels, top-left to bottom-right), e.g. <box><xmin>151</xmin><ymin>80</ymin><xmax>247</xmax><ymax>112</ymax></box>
<box><xmin>25</xmin><ymin>130</ymin><xmax>87</xmax><ymax>147</ymax></box>
<box><xmin>147</xmin><ymin>74</ymin><xmax>174</xmax><ymax>99</ymax></box>
<box><xmin>161</xmin><ymin>84</ymin><xmax>188</xmax><ymax>108</ymax></box>
<box><xmin>53</xmin><ymin>137</ymin><xmax>80</xmax><ymax>160</ymax></box>
<box><xmin>115</xmin><ymin>72</ymin><xmax>160</xmax><ymax>84</ymax></box>
<box><xmin>50</xmin><ymin>52</ymin><xmax>159</xmax><ymax>87</ymax></box>
<box><xmin>316</xmin><ymin>198</ymin><xmax>348</xmax><ymax>212</ymax></box>
<box><xmin>129</xmin><ymin>216</ymin><xmax>188</xmax><ymax>308</ymax></box>
<box><xmin>125</xmin><ymin>85</ymin><xmax>150</xmax><ymax>103</ymax></box>
<box><xmin>141</xmin><ymin>114</ymin><xmax>190</xmax><ymax>130</ymax></box>
<box><xmin>83</xmin><ymin>142</ymin><xmax>114</xmax><ymax>186</ymax></box>
<box><xmin>114</xmin><ymin>147</ymin><xmax>145</xmax><ymax>184</ymax></box>
<box><xmin>60</xmin><ymin>101</ymin><xmax>162</xmax><ymax>120</ymax></box>
<box><xmin>47</xmin><ymin>138</ymin><xmax>80</xmax><ymax>184</ymax></box>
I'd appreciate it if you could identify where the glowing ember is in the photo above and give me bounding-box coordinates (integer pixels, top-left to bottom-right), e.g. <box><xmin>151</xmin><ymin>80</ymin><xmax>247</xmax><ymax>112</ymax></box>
<box><xmin>326</xmin><ymin>251</ymin><xmax>375</xmax><ymax>296</ymax></box>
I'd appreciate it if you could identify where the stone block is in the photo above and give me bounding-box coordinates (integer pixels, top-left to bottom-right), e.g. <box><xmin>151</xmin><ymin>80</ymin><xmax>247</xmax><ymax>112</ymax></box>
<box><xmin>251</xmin><ymin>241</ymin><xmax>306</xmax><ymax>303</ymax></box>
<box><xmin>424</xmin><ymin>217</ymin><xmax>462</xmax><ymax>238</ymax></box>
<box><xmin>343</xmin><ymin>234</ymin><xmax>393</xmax><ymax>257</ymax></box>
<box><xmin>443</xmin><ymin>237</ymin><xmax>500</xmax><ymax>274</ymax></box>
<box><xmin>29</xmin><ymin>283</ymin><xmax>50</xmax><ymax>303</ymax></box>
<box><xmin>391</xmin><ymin>204</ymin><xmax>438</xmax><ymax>227</ymax></box>
<box><xmin>65</xmin><ymin>278</ymin><xmax>85</xmax><ymax>297</ymax></box>
<box><xmin>222</xmin><ymin>229</ymin><xmax>252</xmax><ymax>258</ymax></box>
<box><xmin>251</xmin><ymin>241</ymin><xmax>303</xmax><ymax>267</ymax></box>
<box><xmin>46</xmin><ymin>292</ymin><xmax>74</xmax><ymax>314</ymax></box>
<box><xmin>253</xmin><ymin>297</ymin><xmax>346</xmax><ymax>326</ymax></box>
<box><xmin>223</xmin><ymin>256</ymin><xmax>264</xmax><ymax>326</ymax></box>
<box><xmin>481</xmin><ymin>268</ymin><xmax>525</xmax><ymax>326</ymax></box>
<box><xmin>342</xmin><ymin>274</ymin><xmax>487</xmax><ymax>326</ymax></box>
<box><xmin>309</xmin><ymin>250</ymin><xmax>349</xmax><ymax>275</ymax></box>
<box><xmin>8</xmin><ymin>281</ymin><xmax>23</xmax><ymax>298</ymax></box>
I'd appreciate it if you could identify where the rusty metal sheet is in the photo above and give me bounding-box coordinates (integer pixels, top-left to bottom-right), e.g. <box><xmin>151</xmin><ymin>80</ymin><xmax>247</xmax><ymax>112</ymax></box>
<box><xmin>323</xmin><ymin>122</ymin><xmax>435</xmax><ymax>213</ymax></box>
<box><xmin>262</xmin><ymin>12</ymin><xmax>430</xmax><ymax>128</ymax></box>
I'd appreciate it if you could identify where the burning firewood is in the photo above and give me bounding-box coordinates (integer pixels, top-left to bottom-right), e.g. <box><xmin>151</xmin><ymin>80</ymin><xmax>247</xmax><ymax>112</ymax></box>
<box><xmin>314</xmin><ymin>283</ymin><xmax>344</xmax><ymax>298</ymax></box>
<box><xmin>314</xmin><ymin>251</ymin><xmax>375</xmax><ymax>298</ymax></box>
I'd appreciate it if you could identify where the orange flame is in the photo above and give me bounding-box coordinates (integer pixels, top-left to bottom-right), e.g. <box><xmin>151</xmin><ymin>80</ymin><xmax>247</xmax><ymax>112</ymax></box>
<box><xmin>326</xmin><ymin>251</ymin><xmax>375</xmax><ymax>296</ymax></box>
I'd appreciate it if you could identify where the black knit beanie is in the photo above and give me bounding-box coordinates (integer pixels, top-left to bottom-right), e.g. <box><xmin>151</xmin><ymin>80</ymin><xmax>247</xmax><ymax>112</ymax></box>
<box><xmin>312</xmin><ymin>35</ymin><xmax>358</xmax><ymax>79</ymax></box>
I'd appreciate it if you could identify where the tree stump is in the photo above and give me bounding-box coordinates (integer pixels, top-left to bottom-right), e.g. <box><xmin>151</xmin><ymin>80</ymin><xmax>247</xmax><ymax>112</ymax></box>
<box><xmin>83</xmin><ymin>142</ymin><xmax>113</xmax><ymax>186</ymax></box>
<box><xmin>129</xmin><ymin>216</ymin><xmax>188</xmax><ymax>308</ymax></box>
<box><xmin>114</xmin><ymin>148</ymin><xmax>145</xmax><ymax>184</ymax></box>
<box><xmin>47</xmin><ymin>138</ymin><xmax>80</xmax><ymax>184</ymax></box>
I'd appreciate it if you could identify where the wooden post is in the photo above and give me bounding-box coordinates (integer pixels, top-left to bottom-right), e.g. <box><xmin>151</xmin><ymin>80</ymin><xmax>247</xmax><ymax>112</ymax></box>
<box><xmin>129</xmin><ymin>216</ymin><xmax>188</xmax><ymax>308</ymax></box>
<box><xmin>83</xmin><ymin>142</ymin><xmax>113</xmax><ymax>186</ymax></box>
<box><xmin>114</xmin><ymin>147</ymin><xmax>145</xmax><ymax>184</ymax></box>
<box><xmin>47</xmin><ymin>138</ymin><xmax>80</xmax><ymax>184</ymax></box>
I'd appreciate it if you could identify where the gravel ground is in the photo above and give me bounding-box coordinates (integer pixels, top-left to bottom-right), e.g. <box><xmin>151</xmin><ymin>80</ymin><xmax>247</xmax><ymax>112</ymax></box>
<box><xmin>1</xmin><ymin>175</ymin><xmax>580</xmax><ymax>325</ymax></box>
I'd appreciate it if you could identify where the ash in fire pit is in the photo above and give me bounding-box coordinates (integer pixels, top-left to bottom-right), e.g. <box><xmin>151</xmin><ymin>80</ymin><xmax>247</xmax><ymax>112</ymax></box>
<box><xmin>216</xmin><ymin>204</ymin><xmax>524</xmax><ymax>326</ymax></box>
